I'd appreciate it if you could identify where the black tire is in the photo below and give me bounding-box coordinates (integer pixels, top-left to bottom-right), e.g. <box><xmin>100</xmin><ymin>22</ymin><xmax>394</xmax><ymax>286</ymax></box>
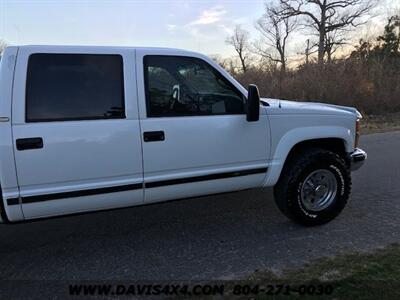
<box><xmin>274</xmin><ymin>148</ymin><xmax>351</xmax><ymax>226</ymax></box>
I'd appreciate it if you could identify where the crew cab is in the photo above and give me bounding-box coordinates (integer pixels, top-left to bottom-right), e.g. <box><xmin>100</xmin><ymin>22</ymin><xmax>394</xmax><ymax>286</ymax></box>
<box><xmin>0</xmin><ymin>45</ymin><xmax>366</xmax><ymax>225</ymax></box>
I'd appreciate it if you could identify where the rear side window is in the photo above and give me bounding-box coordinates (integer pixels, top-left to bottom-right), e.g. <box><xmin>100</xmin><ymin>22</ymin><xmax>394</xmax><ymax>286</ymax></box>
<box><xmin>26</xmin><ymin>54</ymin><xmax>125</xmax><ymax>122</ymax></box>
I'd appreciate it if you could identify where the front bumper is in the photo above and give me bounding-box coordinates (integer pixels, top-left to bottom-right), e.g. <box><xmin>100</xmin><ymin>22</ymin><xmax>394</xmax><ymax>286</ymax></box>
<box><xmin>349</xmin><ymin>148</ymin><xmax>367</xmax><ymax>171</ymax></box>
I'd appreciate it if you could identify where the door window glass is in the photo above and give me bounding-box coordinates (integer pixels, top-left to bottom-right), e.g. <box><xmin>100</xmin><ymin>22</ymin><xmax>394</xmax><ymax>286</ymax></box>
<box><xmin>144</xmin><ymin>55</ymin><xmax>244</xmax><ymax>117</ymax></box>
<box><xmin>26</xmin><ymin>54</ymin><xmax>125</xmax><ymax>122</ymax></box>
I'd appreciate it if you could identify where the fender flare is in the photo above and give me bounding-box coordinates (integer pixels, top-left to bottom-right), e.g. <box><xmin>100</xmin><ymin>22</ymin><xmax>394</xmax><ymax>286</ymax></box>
<box><xmin>264</xmin><ymin>126</ymin><xmax>354</xmax><ymax>186</ymax></box>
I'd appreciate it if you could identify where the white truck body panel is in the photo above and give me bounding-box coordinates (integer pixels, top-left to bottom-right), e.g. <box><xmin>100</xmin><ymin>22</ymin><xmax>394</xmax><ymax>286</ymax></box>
<box><xmin>10</xmin><ymin>46</ymin><xmax>143</xmax><ymax>219</ymax></box>
<box><xmin>0</xmin><ymin>45</ymin><xmax>361</xmax><ymax>222</ymax></box>
<box><xmin>135</xmin><ymin>48</ymin><xmax>270</xmax><ymax>203</ymax></box>
<box><xmin>0</xmin><ymin>47</ymin><xmax>23</xmax><ymax>222</ymax></box>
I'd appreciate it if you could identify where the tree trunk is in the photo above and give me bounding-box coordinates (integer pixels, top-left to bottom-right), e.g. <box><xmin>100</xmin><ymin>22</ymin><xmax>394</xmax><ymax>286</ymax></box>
<box><xmin>318</xmin><ymin>31</ymin><xmax>325</xmax><ymax>65</ymax></box>
<box><xmin>318</xmin><ymin>4</ymin><xmax>327</xmax><ymax>66</ymax></box>
<box><xmin>239</xmin><ymin>51</ymin><xmax>247</xmax><ymax>73</ymax></box>
<box><xmin>326</xmin><ymin>47</ymin><xmax>332</xmax><ymax>63</ymax></box>
<box><xmin>280</xmin><ymin>53</ymin><xmax>286</xmax><ymax>73</ymax></box>
<box><xmin>241</xmin><ymin>58</ymin><xmax>247</xmax><ymax>73</ymax></box>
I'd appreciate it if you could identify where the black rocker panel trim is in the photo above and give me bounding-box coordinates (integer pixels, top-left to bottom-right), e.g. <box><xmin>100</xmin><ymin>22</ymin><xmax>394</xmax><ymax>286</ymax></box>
<box><xmin>7</xmin><ymin>183</ymin><xmax>142</xmax><ymax>205</ymax></box>
<box><xmin>6</xmin><ymin>167</ymin><xmax>268</xmax><ymax>205</ymax></box>
<box><xmin>144</xmin><ymin>167</ymin><xmax>268</xmax><ymax>188</ymax></box>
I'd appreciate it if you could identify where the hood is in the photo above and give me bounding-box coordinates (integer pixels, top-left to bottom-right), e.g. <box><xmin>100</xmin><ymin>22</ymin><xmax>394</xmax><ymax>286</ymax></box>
<box><xmin>261</xmin><ymin>98</ymin><xmax>362</xmax><ymax>118</ymax></box>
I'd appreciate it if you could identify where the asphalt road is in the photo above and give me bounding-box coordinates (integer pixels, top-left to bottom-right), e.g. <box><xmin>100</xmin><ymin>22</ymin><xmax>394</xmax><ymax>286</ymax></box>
<box><xmin>0</xmin><ymin>131</ymin><xmax>399</xmax><ymax>281</ymax></box>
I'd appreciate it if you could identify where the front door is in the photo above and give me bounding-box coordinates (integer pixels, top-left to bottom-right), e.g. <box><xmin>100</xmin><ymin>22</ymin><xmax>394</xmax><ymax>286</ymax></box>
<box><xmin>11</xmin><ymin>48</ymin><xmax>143</xmax><ymax>219</ymax></box>
<box><xmin>136</xmin><ymin>51</ymin><xmax>270</xmax><ymax>203</ymax></box>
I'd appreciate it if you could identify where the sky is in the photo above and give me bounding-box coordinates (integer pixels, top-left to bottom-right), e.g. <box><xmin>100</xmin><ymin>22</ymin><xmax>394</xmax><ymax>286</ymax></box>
<box><xmin>0</xmin><ymin>0</ymin><xmax>397</xmax><ymax>58</ymax></box>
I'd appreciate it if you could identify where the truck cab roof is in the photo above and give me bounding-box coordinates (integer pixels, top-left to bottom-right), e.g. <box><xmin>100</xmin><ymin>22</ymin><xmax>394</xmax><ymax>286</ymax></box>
<box><xmin>9</xmin><ymin>45</ymin><xmax>202</xmax><ymax>56</ymax></box>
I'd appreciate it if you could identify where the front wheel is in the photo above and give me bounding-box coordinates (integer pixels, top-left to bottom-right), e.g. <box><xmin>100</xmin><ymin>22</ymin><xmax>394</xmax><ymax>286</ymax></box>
<box><xmin>274</xmin><ymin>148</ymin><xmax>351</xmax><ymax>226</ymax></box>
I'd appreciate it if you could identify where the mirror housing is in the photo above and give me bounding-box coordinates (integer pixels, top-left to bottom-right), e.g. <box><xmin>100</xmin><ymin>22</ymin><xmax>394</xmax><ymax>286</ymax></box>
<box><xmin>246</xmin><ymin>84</ymin><xmax>260</xmax><ymax>122</ymax></box>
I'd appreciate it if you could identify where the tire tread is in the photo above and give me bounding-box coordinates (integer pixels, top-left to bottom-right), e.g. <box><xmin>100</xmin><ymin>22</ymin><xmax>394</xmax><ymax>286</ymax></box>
<box><xmin>274</xmin><ymin>148</ymin><xmax>351</xmax><ymax>226</ymax></box>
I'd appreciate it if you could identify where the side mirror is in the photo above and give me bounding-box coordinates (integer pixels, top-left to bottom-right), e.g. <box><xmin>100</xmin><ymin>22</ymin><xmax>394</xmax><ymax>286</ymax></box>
<box><xmin>246</xmin><ymin>84</ymin><xmax>260</xmax><ymax>122</ymax></box>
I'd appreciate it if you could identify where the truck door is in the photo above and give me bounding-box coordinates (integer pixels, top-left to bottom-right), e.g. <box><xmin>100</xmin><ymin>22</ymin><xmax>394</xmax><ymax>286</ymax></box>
<box><xmin>136</xmin><ymin>50</ymin><xmax>270</xmax><ymax>203</ymax></box>
<box><xmin>11</xmin><ymin>47</ymin><xmax>144</xmax><ymax>219</ymax></box>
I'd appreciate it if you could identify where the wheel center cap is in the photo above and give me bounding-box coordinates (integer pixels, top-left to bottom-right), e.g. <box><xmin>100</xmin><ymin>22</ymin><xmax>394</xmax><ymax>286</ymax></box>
<box><xmin>315</xmin><ymin>184</ymin><xmax>327</xmax><ymax>195</ymax></box>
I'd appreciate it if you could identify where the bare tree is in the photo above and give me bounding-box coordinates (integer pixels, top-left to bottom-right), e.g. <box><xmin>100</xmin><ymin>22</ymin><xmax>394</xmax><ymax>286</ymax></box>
<box><xmin>275</xmin><ymin>0</ymin><xmax>375</xmax><ymax>65</ymax></box>
<box><xmin>254</xmin><ymin>5</ymin><xmax>296</xmax><ymax>72</ymax></box>
<box><xmin>297</xmin><ymin>39</ymin><xmax>318</xmax><ymax>65</ymax></box>
<box><xmin>209</xmin><ymin>54</ymin><xmax>237</xmax><ymax>74</ymax></box>
<box><xmin>324</xmin><ymin>30</ymin><xmax>347</xmax><ymax>62</ymax></box>
<box><xmin>225</xmin><ymin>25</ymin><xmax>251</xmax><ymax>73</ymax></box>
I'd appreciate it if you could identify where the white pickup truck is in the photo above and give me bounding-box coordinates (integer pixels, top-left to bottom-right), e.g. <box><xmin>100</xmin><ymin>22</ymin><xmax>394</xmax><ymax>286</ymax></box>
<box><xmin>0</xmin><ymin>45</ymin><xmax>366</xmax><ymax>226</ymax></box>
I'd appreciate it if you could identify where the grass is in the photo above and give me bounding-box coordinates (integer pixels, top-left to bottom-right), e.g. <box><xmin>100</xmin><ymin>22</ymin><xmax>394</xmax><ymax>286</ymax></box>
<box><xmin>362</xmin><ymin>112</ymin><xmax>400</xmax><ymax>134</ymax></box>
<box><xmin>240</xmin><ymin>244</ymin><xmax>400</xmax><ymax>299</ymax></box>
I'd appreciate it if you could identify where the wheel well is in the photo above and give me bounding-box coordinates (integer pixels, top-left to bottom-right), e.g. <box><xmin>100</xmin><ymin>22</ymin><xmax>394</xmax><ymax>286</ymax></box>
<box><xmin>283</xmin><ymin>138</ymin><xmax>349</xmax><ymax>171</ymax></box>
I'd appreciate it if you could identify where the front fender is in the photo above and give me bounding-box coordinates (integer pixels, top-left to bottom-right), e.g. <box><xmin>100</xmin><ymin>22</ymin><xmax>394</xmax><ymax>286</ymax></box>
<box><xmin>264</xmin><ymin>126</ymin><xmax>354</xmax><ymax>187</ymax></box>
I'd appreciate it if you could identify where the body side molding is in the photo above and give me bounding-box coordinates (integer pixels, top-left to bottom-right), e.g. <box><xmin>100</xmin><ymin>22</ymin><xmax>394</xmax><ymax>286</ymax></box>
<box><xmin>7</xmin><ymin>167</ymin><xmax>268</xmax><ymax>205</ymax></box>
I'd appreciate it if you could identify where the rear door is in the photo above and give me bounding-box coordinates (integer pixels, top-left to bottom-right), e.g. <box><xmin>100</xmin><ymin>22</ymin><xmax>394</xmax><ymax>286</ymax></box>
<box><xmin>11</xmin><ymin>47</ymin><xmax>143</xmax><ymax>219</ymax></box>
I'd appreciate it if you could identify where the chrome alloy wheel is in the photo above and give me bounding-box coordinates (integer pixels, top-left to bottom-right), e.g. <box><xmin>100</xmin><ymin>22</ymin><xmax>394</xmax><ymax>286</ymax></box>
<box><xmin>300</xmin><ymin>169</ymin><xmax>338</xmax><ymax>212</ymax></box>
